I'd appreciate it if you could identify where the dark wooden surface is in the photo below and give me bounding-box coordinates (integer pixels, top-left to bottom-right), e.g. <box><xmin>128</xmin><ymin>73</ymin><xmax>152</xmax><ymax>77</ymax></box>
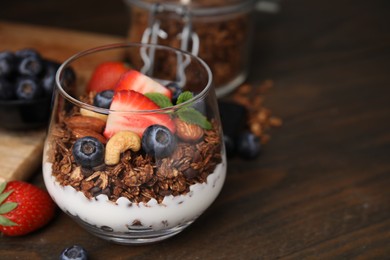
<box><xmin>1</xmin><ymin>0</ymin><xmax>390</xmax><ymax>259</ymax></box>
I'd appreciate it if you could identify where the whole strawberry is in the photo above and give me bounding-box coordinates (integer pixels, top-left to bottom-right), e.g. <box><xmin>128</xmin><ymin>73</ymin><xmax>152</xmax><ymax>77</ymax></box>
<box><xmin>0</xmin><ymin>181</ymin><xmax>56</xmax><ymax>236</ymax></box>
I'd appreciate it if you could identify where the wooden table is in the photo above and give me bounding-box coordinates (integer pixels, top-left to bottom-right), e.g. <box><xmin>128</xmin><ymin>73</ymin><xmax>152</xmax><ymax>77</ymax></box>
<box><xmin>1</xmin><ymin>0</ymin><xmax>390</xmax><ymax>258</ymax></box>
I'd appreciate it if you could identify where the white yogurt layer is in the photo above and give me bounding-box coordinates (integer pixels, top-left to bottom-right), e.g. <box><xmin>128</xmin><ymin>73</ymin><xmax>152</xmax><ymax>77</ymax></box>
<box><xmin>43</xmin><ymin>158</ymin><xmax>226</xmax><ymax>232</ymax></box>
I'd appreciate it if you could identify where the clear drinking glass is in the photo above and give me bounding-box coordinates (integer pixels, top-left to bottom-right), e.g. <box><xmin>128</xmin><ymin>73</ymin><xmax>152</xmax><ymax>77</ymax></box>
<box><xmin>42</xmin><ymin>43</ymin><xmax>227</xmax><ymax>245</ymax></box>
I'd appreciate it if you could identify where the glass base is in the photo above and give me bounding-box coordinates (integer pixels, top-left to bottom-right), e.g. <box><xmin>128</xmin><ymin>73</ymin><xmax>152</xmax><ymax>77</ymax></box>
<box><xmin>74</xmin><ymin>217</ymin><xmax>194</xmax><ymax>245</ymax></box>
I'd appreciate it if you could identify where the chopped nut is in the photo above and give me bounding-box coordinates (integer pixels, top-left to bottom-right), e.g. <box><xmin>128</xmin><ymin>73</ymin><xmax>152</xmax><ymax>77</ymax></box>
<box><xmin>65</xmin><ymin>115</ymin><xmax>106</xmax><ymax>133</ymax></box>
<box><xmin>175</xmin><ymin>118</ymin><xmax>204</xmax><ymax>142</ymax></box>
<box><xmin>71</xmin><ymin>128</ymin><xmax>107</xmax><ymax>144</ymax></box>
<box><xmin>80</xmin><ymin>108</ymin><xmax>108</xmax><ymax>122</ymax></box>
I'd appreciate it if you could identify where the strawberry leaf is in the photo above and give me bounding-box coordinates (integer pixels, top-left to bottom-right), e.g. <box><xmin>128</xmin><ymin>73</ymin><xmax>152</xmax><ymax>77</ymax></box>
<box><xmin>177</xmin><ymin>107</ymin><xmax>212</xmax><ymax>130</ymax></box>
<box><xmin>176</xmin><ymin>91</ymin><xmax>193</xmax><ymax>105</ymax></box>
<box><xmin>0</xmin><ymin>182</ymin><xmax>6</xmax><ymax>194</ymax></box>
<box><xmin>0</xmin><ymin>202</ymin><xmax>17</xmax><ymax>214</ymax></box>
<box><xmin>145</xmin><ymin>93</ymin><xmax>173</xmax><ymax>108</ymax></box>
<box><xmin>0</xmin><ymin>190</ymin><xmax>13</xmax><ymax>205</ymax></box>
<box><xmin>0</xmin><ymin>215</ymin><xmax>17</xmax><ymax>226</ymax></box>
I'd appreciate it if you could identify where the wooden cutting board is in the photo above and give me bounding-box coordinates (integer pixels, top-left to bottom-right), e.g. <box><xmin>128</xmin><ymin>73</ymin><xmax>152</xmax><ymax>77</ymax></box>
<box><xmin>0</xmin><ymin>21</ymin><xmax>123</xmax><ymax>182</ymax></box>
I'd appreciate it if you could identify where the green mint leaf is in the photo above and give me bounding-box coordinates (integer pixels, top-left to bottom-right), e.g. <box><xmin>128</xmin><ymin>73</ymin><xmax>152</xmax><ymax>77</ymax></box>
<box><xmin>145</xmin><ymin>93</ymin><xmax>173</xmax><ymax>108</ymax></box>
<box><xmin>176</xmin><ymin>91</ymin><xmax>193</xmax><ymax>105</ymax></box>
<box><xmin>0</xmin><ymin>215</ymin><xmax>17</xmax><ymax>226</ymax></box>
<box><xmin>177</xmin><ymin>107</ymin><xmax>212</xmax><ymax>130</ymax></box>
<box><xmin>0</xmin><ymin>202</ymin><xmax>17</xmax><ymax>214</ymax></box>
<box><xmin>0</xmin><ymin>182</ymin><xmax>6</xmax><ymax>194</ymax></box>
<box><xmin>0</xmin><ymin>190</ymin><xmax>13</xmax><ymax>205</ymax></box>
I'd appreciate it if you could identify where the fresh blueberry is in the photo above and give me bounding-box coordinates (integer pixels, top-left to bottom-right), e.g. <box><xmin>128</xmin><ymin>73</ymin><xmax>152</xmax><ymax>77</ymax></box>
<box><xmin>14</xmin><ymin>48</ymin><xmax>41</xmax><ymax>59</ymax></box>
<box><xmin>72</xmin><ymin>136</ymin><xmax>105</xmax><ymax>168</ymax></box>
<box><xmin>218</xmin><ymin>100</ymin><xmax>248</xmax><ymax>139</ymax></box>
<box><xmin>60</xmin><ymin>66</ymin><xmax>76</xmax><ymax>88</ymax></box>
<box><xmin>59</xmin><ymin>245</ymin><xmax>88</xmax><ymax>260</ymax></box>
<box><xmin>236</xmin><ymin>131</ymin><xmax>262</xmax><ymax>160</ymax></box>
<box><xmin>166</xmin><ymin>82</ymin><xmax>182</xmax><ymax>104</ymax></box>
<box><xmin>0</xmin><ymin>51</ymin><xmax>16</xmax><ymax>77</ymax></box>
<box><xmin>93</xmin><ymin>90</ymin><xmax>114</xmax><ymax>109</ymax></box>
<box><xmin>0</xmin><ymin>77</ymin><xmax>15</xmax><ymax>100</ymax></box>
<box><xmin>142</xmin><ymin>124</ymin><xmax>176</xmax><ymax>158</ymax></box>
<box><xmin>15</xmin><ymin>76</ymin><xmax>43</xmax><ymax>100</ymax></box>
<box><xmin>41</xmin><ymin>60</ymin><xmax>60</xmax><ymax>95</ymax></box>
<box><xmin>17</xmin><ymin>54</ymin><xmax>44</xmax><ymax>76</ymax></box>
<box><xmin>223</xmin><ymin>134</ymin><xmax>236</xmax><ymax>158</ymax></box>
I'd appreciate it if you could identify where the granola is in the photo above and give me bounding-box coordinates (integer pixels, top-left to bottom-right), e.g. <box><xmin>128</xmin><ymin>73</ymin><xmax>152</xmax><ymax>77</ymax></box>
<box><xmin>49</xmin><ymin>112</ymin><xmax>222</xmax><ymax>204</ymax></box>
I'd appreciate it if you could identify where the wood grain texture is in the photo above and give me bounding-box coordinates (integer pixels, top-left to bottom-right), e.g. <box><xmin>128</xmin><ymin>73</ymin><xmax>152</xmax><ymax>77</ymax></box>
<box><xmin>0</xmin><ymin>129</ymin><xmax>45</xmax><ymax>182</ymax></box>
<box><xmin>0</xmin><ymin>0</ymin><xmax>390</xmax><ymax>259</ymax></box>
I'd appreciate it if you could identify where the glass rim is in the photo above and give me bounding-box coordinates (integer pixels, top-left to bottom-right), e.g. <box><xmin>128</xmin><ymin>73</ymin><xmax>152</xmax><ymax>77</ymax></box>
<box><xmin>124</xmin><ymin>0</ymin><xmax>257</xmax><ymax>16</ymax></box>
<box><xmin>55</xmin><ymin>42</ymin><xmax>213</xmax><ymax>114</ymax></box>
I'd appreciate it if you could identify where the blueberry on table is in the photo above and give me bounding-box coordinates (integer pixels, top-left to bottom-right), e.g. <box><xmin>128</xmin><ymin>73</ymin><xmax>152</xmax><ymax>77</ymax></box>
<box><xmin>61</xmin><ymin>66</ymin><xmax>76</xmax><ymax>87</ymax></box>
<box><xmin>93</xmin><ymin>90</ymin><xmax>114</xmax><ymax>108</ymax></box>
<box><xmin>14</xmin><ymin>48</ymin><xmax>41</xmax><ymax>59</ymax></box>
<box><xmin>223</xmin><ymin>134</ymin><xmax>236</xmax><ymax>158</ymax></box>
<box><xmin>17</xmin><ymin>54</ymin><xmax>44</xmax><ymax>76</ymax></box>
<box><xmin>142</xmin><ymin>124</ymin><xmax>176</xmax><ymax>158</ymax></box>
<box><xmin>15</xmin><ymin>76</ymin><xmax>43</xmax><ymax>100</ymax></box>
<box><xmin>0</xmin><ymin>77</ymin><xmax>15</xmax><ymax>100</ymax></box>
<box><xmin>41</xmin><ymin>59</ymin><xmax>60</xmax><ymax>94</ymax></box>
<box><xmin>237</xmin><ymin>131</ymin><xmax>262</xmax><ymax>160</ymax></box>
<box><xmin>0</xmin><ymin>51</ymin><xmax>16</xmax><ymax>77</ymax></box>
<box><xmin>218</xmin><ymin>100</ymin><xmax>248</xmax><ymax>141</ymax></box>
<box><xmin>72</xmin><ymin>136</ymin><xmax>105</xmax><ymax>168</ymax></box>
<box><xmin>59</xmin><ymin>245</ymin><xmax>88</xmax><ymax>260</ymax></box>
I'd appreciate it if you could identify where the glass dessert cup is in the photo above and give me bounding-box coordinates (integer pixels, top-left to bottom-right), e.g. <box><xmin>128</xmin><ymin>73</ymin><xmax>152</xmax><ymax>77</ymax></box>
<box><xmin>42</xmin><ymin>43</ymin><xmax>227</xmax><ymax>245</ymax></box>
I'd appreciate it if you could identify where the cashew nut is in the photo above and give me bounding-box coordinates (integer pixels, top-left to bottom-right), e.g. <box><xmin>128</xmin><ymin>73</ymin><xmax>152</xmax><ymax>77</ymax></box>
<box><xmin>80</xmin><ymin>108</ymin><xmax>108</xmax><ymax>122</ymax></box>
<box><xmin>105</xmin><ymin>131</ymin><xmax>141</xmax><ymax>165</ymax></box>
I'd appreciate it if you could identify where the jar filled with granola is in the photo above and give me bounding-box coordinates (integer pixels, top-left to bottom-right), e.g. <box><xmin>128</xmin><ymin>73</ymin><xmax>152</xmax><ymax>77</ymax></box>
<box><xmin>125</xmin><ymin>0</ymin><xmax>257</xmax><ymax>97</ymax></box>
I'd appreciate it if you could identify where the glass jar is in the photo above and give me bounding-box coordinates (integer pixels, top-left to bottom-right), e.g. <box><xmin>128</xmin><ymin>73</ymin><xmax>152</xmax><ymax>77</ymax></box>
<box><xmin>125</xmin><ymin>0</ymin><xmax>256</xmax><ymax>97</ymax></box>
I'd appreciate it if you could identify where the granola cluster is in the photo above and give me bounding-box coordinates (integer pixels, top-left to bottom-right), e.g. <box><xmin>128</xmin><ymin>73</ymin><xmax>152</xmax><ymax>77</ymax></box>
<box><xmin>48</xmin><ymin>114</ymin><xmax>222</xmax><ymax>204</ymax></box>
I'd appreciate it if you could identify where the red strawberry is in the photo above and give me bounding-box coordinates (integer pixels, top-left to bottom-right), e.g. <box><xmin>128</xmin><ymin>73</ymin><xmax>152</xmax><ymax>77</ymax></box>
<box><xmin>103</xmin><ymin>90</ymin><xmax>175</xmax><ymax>138</ymax></box>
<box><xmin>87</xmin><ymin>61</ymin><xmax>128</xmax><ymax>93</ymax></box>
<box><xmin>0</xmin><ymin>181</ymin><xmax>56</xmax><ymax>236</ymax></box>
<box><xmin>114</xmin><ymin>69</ymin><xmax>172</xmax><ymax>99</ymax></box>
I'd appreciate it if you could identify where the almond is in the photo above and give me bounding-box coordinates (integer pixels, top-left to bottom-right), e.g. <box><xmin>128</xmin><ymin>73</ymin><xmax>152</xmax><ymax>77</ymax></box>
<box><xmin>71</xmin><ymin>128</ymin><xmax>107</xmax><ymax>144</ymax></box>
<box><xmin>65</xmin><ymin>115</ymin><xmax>106</xmax><ymax>133</ymax></box>
<box><xmin>174</xmin><ymin>118</ymin><xmax>204</xmax><ymax>142</ymax></box>
<box><xmin>80</xmin><ymin>108</ymin><xmax>108</xmax><ymax>122</ymax></box>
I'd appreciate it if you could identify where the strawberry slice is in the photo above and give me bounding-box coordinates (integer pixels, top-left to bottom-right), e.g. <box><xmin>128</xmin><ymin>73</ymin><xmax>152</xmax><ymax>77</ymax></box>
<box><xmin>87</xmin><ymin>61</ymin><xmax>128</xmax><ymax>93</ymax></box>
<box><xmin>114</xmin><ymin>69</ymin><xmax>172</xmax><ymax>99</ymax></box>
<box><xmin>103</xmin><ymin>90</ymin><xmax>175</xmax><ymax>138</ymax></box>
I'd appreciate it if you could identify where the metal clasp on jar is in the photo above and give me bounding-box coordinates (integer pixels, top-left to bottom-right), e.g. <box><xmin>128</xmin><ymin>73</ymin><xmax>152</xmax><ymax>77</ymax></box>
<box><xmin>140</xmin><ymin>3</ymin><xmax>199</xmax><ymax>87</ymax></box>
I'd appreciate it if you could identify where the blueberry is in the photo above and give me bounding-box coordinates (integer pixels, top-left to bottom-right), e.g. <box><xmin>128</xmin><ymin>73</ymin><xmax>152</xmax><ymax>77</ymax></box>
<box><xmin>223</xmin><ymin>134</ymin><xmax>236</xmax><ymax>158</ymax></box>
<box><xmin>93</xmin><ymin>90</ymin><xmax>114</xmax><ymax>109</ymax></box>
<box><xmin>0</xmin><ymin>77</ymin><xmax>15</xmax><ymax>100</ymax></box>
<box><xmin>142</xmin><ymin>124</ymin><xmax>176</xmax><ymax>158</ymax></box>
<box><xmin>236</xmin><ymin>131</ymin><xmax>261</xmax><ymax>160</ymax></box>
<box><xmin>165</xmin><ymin>82</ymin><xmax>182</xmax><ymax>104</ymax></box>
<box><xmin>59</xmin><ymin>245</ymin><xmax>88</xmax><ymax>260</ymax></box>
<box><xmin>218</xmin><ymin>100</ymin><xmax>248</xmax><ymax>139</ymax></box>
<box><xmin>0</xmin><ymin>51</ymin><xmax>16</xmax><ymax>77</ymax></box>
<box><xmin>41</xmin><ymin>60</ymin><xmax>60</xmax><ymax>95</ymax></box>
<box><xmin>17</xmin><ymin>54</ymin><xmax>44</xmax><ymax>76</ymax></box>
<box><xmin>15</xmin><ymin>76</ymin><xmax>43</xmax><ymax>100</ymax></box>
<box><xmin>72</xmin><ymin>136</ymin><xmax>105</xmax><ymax>168</ymax></box>
<box><xmin>61</xmin><ymin>66</ymin><xmax>76</xmax><ymax>88</ymax></box>
<box><xmin>15</xmin><ymin>48</ymin><xmax>41</xmax><ymax>59</ymax></box>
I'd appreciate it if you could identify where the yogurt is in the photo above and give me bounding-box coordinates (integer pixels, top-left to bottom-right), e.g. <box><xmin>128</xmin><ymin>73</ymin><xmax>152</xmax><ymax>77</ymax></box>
<box><xmin>43</xmin><ymin>158</ymin><xmax>226</xmax><ymax>232</ymax></box>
